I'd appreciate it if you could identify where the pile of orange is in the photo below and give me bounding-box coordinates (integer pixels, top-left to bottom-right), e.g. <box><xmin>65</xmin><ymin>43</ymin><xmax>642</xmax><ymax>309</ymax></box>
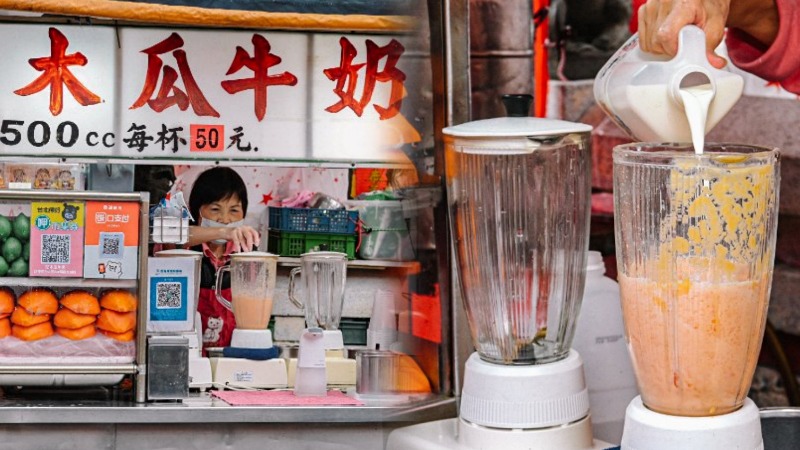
<box><xmin>0</xmin><ymin>288</ymin><xmax>137</xmax><ymax>342</ymax></box>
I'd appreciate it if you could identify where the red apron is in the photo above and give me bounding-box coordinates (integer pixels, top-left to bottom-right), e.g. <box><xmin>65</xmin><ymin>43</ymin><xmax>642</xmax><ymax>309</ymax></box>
<box><xmin>198</xmin><ymin>286</ymin><xmax>236</xmax><ymax>353</ymax></box>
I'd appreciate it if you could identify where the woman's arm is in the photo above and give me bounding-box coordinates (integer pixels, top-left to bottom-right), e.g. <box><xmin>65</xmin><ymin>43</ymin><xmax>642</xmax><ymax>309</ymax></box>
<box><xmin>186</xmin><ymin>225</ymin><xmax>261</xmax><ymax>252</ymax></box>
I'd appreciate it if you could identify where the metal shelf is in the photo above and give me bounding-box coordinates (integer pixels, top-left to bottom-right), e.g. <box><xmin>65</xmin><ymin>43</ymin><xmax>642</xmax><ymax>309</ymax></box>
<box><xmin>0</xmin><ymin>277</ymin><xmax>137</xmax><ymax>289</ymax></box>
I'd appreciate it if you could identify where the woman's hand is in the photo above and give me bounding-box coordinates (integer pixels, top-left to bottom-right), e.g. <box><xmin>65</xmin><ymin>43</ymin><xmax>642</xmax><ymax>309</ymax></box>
<box><xmin>223</xmin><ymin>225</ymin><xmax>261</xmax><ymax>253</ymax></box>
<box><xmin>637</xmin><ymin>0</ymin><xmax>731</xmax><ymax>68</ymax></box>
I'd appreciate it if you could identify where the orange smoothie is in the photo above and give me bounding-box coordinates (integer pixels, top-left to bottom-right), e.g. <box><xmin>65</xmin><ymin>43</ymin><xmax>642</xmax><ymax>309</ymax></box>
<box><xmin>619</xmin><ymin>266</ymin><xmax>770</xmax><ymax>416</ymax></box>
<box><xmin>231</xmin><ymin>295</ymin><xmax>273</xmax><ymax>330</ymax></box>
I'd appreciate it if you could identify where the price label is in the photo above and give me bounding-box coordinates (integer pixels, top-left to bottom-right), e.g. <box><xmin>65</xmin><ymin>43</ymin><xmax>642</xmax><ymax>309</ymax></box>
<box><xmin>189</xmin><ymin>124</ymin><xmax>224</xmax><ymax>152</ymax></box>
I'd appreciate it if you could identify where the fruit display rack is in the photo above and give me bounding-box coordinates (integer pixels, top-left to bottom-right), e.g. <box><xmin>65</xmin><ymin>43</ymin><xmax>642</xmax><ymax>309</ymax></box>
<box><xmin>0</xmin><ymin>190</ymin><xmax>150</xmax><ymax>402</ymax></box>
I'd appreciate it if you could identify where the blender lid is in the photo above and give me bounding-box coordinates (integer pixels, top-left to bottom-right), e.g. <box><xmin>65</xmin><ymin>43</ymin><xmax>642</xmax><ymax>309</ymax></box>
<box><xmin>299</xmin><ymin>251</ymin><xmax>348</xmax><ymax>259</ymax></box>
<box><xmin>443</xmin><ymin>117</ymin><xmax>592</xmax><ymax>138</ymax></box>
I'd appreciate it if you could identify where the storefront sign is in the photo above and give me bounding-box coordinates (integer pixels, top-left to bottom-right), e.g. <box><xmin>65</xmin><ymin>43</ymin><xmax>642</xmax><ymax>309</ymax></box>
<box><xmin>0</xmin><ymin>24</ymin><xmax>418</xmax><ymax>162</ymax></box>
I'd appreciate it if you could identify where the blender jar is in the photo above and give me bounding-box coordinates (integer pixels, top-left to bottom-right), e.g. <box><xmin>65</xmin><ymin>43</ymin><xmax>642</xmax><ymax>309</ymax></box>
<box><xmin>288</xmin><ymin>251</ymin><xmax>348</xmax><ymax>330</ymax></box>
<box><xmin>215</xmin><ymin>252</ymin><xmax>279</xmax><ymax>330</ymax></box>
<box><xmin>614</xmin><ymin>143</ymin><xmax>779</xmax><ymax>416</ymax></box>
<box><xmin>444</xmin><ymin>117</ymin><xmax>592</xmax><ymax>364</ymax></box>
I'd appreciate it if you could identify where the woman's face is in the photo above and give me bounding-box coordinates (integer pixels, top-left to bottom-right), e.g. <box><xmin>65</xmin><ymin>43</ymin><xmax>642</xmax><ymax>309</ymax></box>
<box><xmin>199</xmin><ymin>195</ymin><xmax>244</xmax><ymax>225</ymax></box>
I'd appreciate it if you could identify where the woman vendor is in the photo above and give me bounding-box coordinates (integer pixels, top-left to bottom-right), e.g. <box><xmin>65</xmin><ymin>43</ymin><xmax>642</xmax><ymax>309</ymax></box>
<box><xmin>184</xmin><ymin>167</ymin><xmax>260</xmax><ymax>351</ymax></box>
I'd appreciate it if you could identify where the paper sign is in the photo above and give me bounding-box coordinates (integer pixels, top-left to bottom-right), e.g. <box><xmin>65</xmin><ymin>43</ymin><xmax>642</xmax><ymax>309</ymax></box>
<box><xmin>29</xmin><ymin>201</ymin><xmax>84</xmax><ymax>277</ymax></box>
<box><xmin>84</xmin><ymin>201</ymin><xmax>140</xmax><ymax>279</ymax></box>
<box><xmin>147</xmin><ymin>256</ymin><xmax>197</xmax><ymax>332</ymax></box>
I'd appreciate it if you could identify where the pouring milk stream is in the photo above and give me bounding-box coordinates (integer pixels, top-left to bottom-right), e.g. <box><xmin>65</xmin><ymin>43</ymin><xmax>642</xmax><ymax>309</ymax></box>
<box><xmin>594</xmin><ymin>25</ymin><xmax>744</xmax><ymax>152</ymax></box>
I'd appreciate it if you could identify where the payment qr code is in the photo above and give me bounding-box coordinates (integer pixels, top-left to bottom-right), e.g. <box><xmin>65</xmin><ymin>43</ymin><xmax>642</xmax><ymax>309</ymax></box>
<box><xmin>156</xmin><ymin>282</ymin><xmax>182</xmax><ymax>309</ymax></box>
<box><xmin>99</xmin><ymin>232</ymin><xmax>124</xmax><ymax>258</ymax></box>
<box><xmin>41</xmin><ymin>234</ymin><xmax>71</xmax><ymax>264</ymax></box>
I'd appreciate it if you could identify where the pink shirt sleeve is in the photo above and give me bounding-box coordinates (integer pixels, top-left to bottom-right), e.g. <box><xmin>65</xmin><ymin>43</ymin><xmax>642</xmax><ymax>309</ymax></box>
<box><xmin>725</xmin><ymin>0</ymin><xmax>800</xmax><ymax>94</ymax></box>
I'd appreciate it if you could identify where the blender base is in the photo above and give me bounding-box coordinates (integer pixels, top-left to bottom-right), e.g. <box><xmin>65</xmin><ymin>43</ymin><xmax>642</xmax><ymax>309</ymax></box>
<box><xmin>210</xmin><ymin>357</ymin><xmax>288</xmax><ymax>389</ymax></box>
<box><xmin>231</xmin><ymin>329</ymin><xmax>273</xmax><ymax>349</ymax></box>
<box><xmin>386</xmin><ymin>417</ymin><xmax>613</xmax><ymax>450</ymax></box>
<box><xmin>621</xmin><ymin>396</ymin><xmax>763</xmax><ymax>450</ymax></box>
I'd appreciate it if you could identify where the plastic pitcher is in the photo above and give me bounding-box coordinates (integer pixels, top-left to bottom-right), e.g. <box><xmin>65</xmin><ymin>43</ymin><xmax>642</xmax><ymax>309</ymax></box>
<box><xmin>288</xmin><ymin>251</ymin><xmax>348</xmax><ymax>330</ymax></box>
<box><xmin>613</xmin><ymin>143</ymin><xmax>779</xmax><ymax>416</ymax></box>
<box><xmin>594</xmin><ymin>25</ymin><xmax>743</xmax><ymax>143</ymax></box>
<box><xmin>214</xmin><ymin>251</ymin><xmax>278</xmax><ymax>330</ymax></box>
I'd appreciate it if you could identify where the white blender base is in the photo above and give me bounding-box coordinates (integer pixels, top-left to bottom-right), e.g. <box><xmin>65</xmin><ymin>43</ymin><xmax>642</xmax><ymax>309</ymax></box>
<box><xmin>386</xmin><ymin>417</ymin><xmax>613</xmax><ymax>450</ymax></box>
<box><xmin>188</xmin><ymin>356</ymin><xmax>213</xmax><ymax>390</ymax></box>
<box><xmin>287</xmin><ymin>356</ymin><xmax>356</xmax><ymax>388</ymax></box>
<box><xmin>211</xmin><ymin>357</ymin><xmax>288</xmax><ymax>389</ymax></box>
<box><xmin>621</xmin><ymin>396</ymin><xmax>763</xmax><ymax>450</ymax></box>
<box><xmin>231</xmin><ymin>329</ymin><xmax>273</xmax><ymax>349</ymax></box>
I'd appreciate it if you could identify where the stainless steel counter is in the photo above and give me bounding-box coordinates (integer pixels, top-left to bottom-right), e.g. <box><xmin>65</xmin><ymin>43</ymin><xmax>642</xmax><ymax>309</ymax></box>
<box><xmin>0</xmin><ymin>391</ymin><xmax>457</xmax><ymax>424</ymax></box>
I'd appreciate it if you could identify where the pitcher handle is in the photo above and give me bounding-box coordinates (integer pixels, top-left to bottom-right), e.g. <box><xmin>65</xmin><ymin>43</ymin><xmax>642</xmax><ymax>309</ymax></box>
<box><xmin>214</xmin><ymin>266</ymin><xmax>233</xmax><ymax>311</ymax></box>
<box><xmin>288</xmin><ymin>266</ymin><xmax>304</xmax><ymax>310</ymax></box>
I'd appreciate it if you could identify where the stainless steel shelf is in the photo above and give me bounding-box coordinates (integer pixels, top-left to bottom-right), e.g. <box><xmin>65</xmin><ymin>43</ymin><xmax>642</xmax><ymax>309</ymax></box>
<box><xmin>0</xmin><ymin>277</ymin><xmax>137</xmax><ymax>289</ymax></box>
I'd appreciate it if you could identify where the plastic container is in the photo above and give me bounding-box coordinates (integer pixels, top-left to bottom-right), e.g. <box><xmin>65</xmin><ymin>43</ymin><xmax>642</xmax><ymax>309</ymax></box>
<box><xmin>571</xmin><ymin>251</ymin><xmax>638</xmax><ymax>445</ymax></box>
<box><xmin>341</xmin><ymin>318</ymin><xmax>369</xmax><ymax>346</ymax></box>
<box><xmin>349</xmin><ymin>200</ymin><xmax>414</xmax><ymax>261</ymax></box>
<box><xmin>267</xmin><ymin>230</ymin><xmax>356</xmax><ymax>259</ymax></box>
<box><xmin>268</xmin><ymin>206</ymin><xmax>358</xmax><ymax>235</ymax></box>
<box><xmin>594</xmin><ymin>25</ymin><xmax>743</xmax><ymax>143</ymax></box>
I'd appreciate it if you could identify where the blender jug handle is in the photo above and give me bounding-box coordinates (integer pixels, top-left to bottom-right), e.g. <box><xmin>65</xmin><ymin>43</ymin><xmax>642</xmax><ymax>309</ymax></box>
<box><xmin>214</xmin><ymin>266</ymin><xmax>233</xmax><ymax>311</ymax></box>
<box><xmin>288</xmin><ymin>267</ymin><xmax>305</xmax><ymax>310</ymax></box>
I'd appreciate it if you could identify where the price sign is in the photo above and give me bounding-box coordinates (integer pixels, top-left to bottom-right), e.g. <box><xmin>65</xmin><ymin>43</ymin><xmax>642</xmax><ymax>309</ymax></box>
<box><xmin>189</xmin><ymin>124</ymin><xmax>224</xmax><ymax>152</ymax></box>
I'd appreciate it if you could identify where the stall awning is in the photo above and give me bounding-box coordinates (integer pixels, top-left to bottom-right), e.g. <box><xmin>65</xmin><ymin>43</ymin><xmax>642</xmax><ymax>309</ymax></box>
<box><xmin>0</xmin><ymin>0</ymin><xmax>415</xmax><ymax>32</ymax></box>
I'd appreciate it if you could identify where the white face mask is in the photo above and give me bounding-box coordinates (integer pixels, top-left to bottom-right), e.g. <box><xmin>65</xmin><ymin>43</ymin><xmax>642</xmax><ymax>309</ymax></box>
<box><xmin>200</xmin><ymin>217</ymin><xmax>246</xmax><ymax>244</ymax></box>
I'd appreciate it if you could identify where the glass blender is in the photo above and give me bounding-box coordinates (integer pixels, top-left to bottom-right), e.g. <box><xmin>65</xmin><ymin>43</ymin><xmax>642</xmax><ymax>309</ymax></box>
<box><xmin>212</xmin><ymin>251</ymin><xmax>287</xmax><ymax>388</ymax></box>
<box><xmin>390</xmin><ymin>115</ymin><xmax>612</xmax><ymax>450</ymax></box>
<box><xmin>614</xmin><ymin>143</ymin><xmax>779</xmax><ymax>449</ymax></box>
<box><xmin>288</xmin><ymin>251</ymin><xmax>348</xmax><ymax>349</ymax></box>
<box><xmin>287</xmin><ymin>251</ymin><xmax>355</xmax><ymax>388</ymax></box>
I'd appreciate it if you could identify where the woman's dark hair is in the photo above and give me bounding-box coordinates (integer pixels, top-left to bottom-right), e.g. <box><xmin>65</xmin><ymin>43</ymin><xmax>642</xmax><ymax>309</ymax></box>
<box><xmin>188</xmin><ymin>167</ymin><xmax>248</xmax><ymax>223</ymax></box>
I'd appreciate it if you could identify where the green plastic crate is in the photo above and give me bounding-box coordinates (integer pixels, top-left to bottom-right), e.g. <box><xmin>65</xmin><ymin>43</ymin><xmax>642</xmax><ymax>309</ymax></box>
<box><xmin>340</xmin><ymin>318</ymin><xmax>369</xmax><ymax>346</ymax></box>
<box><xmin>267</xmin><ymin>230</ymin><xmax>356</xmax><ymax>259</ymax></box>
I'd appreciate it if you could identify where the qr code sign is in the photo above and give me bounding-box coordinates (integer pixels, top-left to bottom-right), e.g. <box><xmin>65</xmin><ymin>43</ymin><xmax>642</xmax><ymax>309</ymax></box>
<box><xmin>41</xmin><ymin>234</ymin><xmax>71</xmax><ymax>264</ymax></box>
<box><xmin>156</xmin><ymin>282</ymin><xmax>182</xmax><ymax>309</ymax></box>
<box><xmin>99</xmin><ymin>232</ymin><xmax>124</xmax><ymax>258</ymax></box>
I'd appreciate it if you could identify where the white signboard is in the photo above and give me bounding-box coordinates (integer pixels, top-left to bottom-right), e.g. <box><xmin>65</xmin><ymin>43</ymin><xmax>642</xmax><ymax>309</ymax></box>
<box><xmin>0</xmin><ymin>24</ymin><xmax>418</xmax><ymax>163</ymax></box>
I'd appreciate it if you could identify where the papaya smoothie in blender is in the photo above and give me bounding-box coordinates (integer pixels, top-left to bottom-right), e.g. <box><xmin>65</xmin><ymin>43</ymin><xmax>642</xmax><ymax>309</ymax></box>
<box><xmin>613</xmin><ymin>144</ymin><xmax>779</xmax><ymax>417</ymax></box>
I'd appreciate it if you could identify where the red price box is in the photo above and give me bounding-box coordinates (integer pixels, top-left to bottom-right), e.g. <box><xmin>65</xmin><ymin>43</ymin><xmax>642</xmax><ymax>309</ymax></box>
<box><xmin>190</xmin><ymin>124</ymin><xmax>224</xmax><ymax>152</ymax></box>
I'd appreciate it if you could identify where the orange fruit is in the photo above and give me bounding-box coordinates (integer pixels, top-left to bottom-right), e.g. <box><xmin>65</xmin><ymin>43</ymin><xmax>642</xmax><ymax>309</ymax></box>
<box><xmin>99</xmin><ymin>328</ymin><xmax>134</xmax><ymax>342</ymax></box>
<box><xmin>96</xmin><ymin>309</ymin><xmax>136</xmax><ymax>334</ymax></box>
<box><xmin>10</xmin><ymin>307</ymin><xmax>50</xmax><ymax>327</ymax></box>
<box><xmin>56</xmin><ymin>324</ymin><xmax>96</xmax><ymax>340</ymax></box>
<box><xmin>60</xmin><ymin>290</ymin><xmax>100</xmax><ymax>315</ymax></box>
<box><xmin>0</xmin><ymin>287</ymin><xmax>15</xmax><ymax>315</ymax></box>
<box><xmin>54</xmin><ymin>308</ymin><xmax>96</xmax><ymax>329</ymax></box>
<box><xmin>0</xmin><ymin>318</ymin><xmax>9</xmax><ymax>338</ymax></box>
<box><xmin>18</xmin><ymin>289</ymin><xmax>58</xmax><ymax>315</ymax></box>
<box><xmin>12</xmin><ymin>322</ymin><xmax>54</xmax><ymax>341</ymax></box>
<box><xmin>99</xmin><ymin>290</ymin><xmax>137</xmax><ymax>313</ymax></box>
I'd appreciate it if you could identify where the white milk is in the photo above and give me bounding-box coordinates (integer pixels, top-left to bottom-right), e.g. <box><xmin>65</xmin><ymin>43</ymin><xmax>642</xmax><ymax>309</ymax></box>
<box><xmin>679</xmin><ymin>84</ymin><xmax>714</xmax><ymax>154</ymax></box>
<box><xmin>621</xmin><ymin>75</ymin><xmax>743</xmax><ymax>146</ymax></box>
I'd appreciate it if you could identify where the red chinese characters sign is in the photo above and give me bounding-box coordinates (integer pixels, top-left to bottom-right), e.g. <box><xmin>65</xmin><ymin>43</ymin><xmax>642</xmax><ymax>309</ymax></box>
<box><xmin>0</xmin><ymin>25</ymin><xmax>417</xmax><ymax>162</ymax></box>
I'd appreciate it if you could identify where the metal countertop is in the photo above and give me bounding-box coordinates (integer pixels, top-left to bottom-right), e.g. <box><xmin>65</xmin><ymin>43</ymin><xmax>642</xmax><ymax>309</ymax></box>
<box><xmin>0</xmin><ymin>391</ymin><xmax>457</xmax><ymax>424</ymax></box>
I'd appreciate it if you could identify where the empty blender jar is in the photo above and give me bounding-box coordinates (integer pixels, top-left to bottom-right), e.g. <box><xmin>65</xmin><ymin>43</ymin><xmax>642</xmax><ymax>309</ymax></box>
<box><xmin>613</xmin><ymin>143</ymin><xmax>780</xmax><ymax>416</ymax></box>
<box><xmin>444</xmin><ymin>117</ymin><xmax>592</xmax><ymax>364</ymax></box>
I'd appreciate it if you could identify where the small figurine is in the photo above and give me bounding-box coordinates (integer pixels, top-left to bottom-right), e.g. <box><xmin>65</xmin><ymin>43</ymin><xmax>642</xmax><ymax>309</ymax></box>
<box><xmin>53</xmin><ymin>170</ymin><xmax>75</xmax><ymax>190</ymax></box>
<box><xmin>33</xmin><ymin>168</ymin><xmax>52</xmax><ymax>190</ymax></box>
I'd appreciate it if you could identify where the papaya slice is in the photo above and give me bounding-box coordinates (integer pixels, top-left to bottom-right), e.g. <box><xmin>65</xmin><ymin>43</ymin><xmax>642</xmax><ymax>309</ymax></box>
<box><xmin>96</xmin><ymin>309</ymin><xmax>136</xmax><ymax>333</ymax></box>
<box><xmin>10</xmin><ymin>307</ymin><xmax>50</xmax><ymax>327</ymax></box>
<box><xmin>60</xmin><ymin>290</ymin><xmax>100</xmax><ymax>315</ymax></box>
<box><xmin>0</xmin><ymin>287</ymin><xmax>15</xmax><ymax>315</ymax></box>
<box><xmin>56</xmin><ymin>324</ymin><xmax>96</xmax><ymax>340</ymax></box>
<box><xmin>12</xmin><ymin>322</ymin><xmax>54</xmax><ymax>341</ymax></box>
<box><xmin>54</xmin><ymin>308</ymin><xmax>96</xmax><ymax>329</ymax></box>
<box><xmin>99</xmin><ymin>290</ymin><xmax>137</xmax><ymax>313</ymax></box>
<box><xmin>18</xmin><ymin>289</ymin><xmax>58</xmax><ymax>315</ymax></box>
<box><xmin>0</xmin><ymin>318</ymin><xmax>10</xmax><ymax>338</ymax></box>
<box><xmin>99</xmin><ymin>328</ymin><xmax>134</xmax><ymax>342</ymax></box>
<box><xmin>0</xmin><ymin>313</ymin><xmax>9</xmax><ymax>320</ymax></box>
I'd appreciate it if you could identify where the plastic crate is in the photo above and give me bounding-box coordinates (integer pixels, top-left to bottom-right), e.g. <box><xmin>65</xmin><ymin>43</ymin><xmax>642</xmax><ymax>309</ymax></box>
<box><xmin>267</xmin><ymin>230</ymin><xmax>356</xmax><ymax>259</ymax></box>
<box><xmin>340</xmin><ymin>318</ymin><xmax>369</xmax><ymax>346</ymax></box>
<box><xmin>268</xmin><ymin>207</ymin><xmax>358</xmax><ymax>234</ymax></box>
